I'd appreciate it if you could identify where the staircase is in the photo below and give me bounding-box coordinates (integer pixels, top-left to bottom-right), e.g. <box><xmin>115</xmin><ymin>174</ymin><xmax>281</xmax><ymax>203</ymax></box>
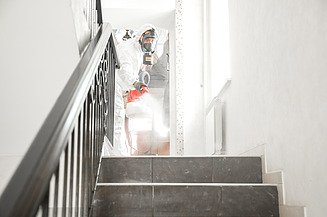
<box><xmin>91</xmin><ymin>156</ymin><xmax>279</xmax><ymax>217</ymax></box>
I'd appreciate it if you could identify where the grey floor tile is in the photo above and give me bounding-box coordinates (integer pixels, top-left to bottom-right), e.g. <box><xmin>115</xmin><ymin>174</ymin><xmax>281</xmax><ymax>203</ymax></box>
<box><xmin>153</xmin><ymin>157</ymin><xmax>213</xmax><ymax>183</ymax></box>
<box><xmin>153</xmin><ymin>185</ymin><xmax>222</xmax><ymax>217</ymax></box>
<box><xmin>213</xmin><ymin>157</ymin><xmax>262</xmax><ymax>183</ymax></box>
<box><xmin>219</xmin><ymin>186</ymin><xmax>279</xmax><ymax>217</ymax></box>
<box><xmin>99</xmin><ymin>158</ymin><xmax>152</xmax><ymax>183</ymax></box>
<box><xmin>92</xmin><ymin>186</ymin><xmax>153</xmax><ymax>217</ymax></box>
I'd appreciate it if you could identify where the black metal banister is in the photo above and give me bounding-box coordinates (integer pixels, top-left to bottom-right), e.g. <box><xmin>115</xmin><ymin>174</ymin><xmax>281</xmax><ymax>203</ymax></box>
<box><xmin>0</xmin><ymin>23</ymin><xmax>118</xmax><ymax>217</ymax></box>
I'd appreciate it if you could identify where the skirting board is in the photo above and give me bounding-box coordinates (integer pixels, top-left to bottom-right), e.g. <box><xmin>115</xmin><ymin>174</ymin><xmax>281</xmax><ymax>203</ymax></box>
<box><xmin>280</xmin><ymin>206</ymin><xmax>307</xmax><ymax>217</ymax></box>
<box><xmin>265</xmin><ymin>171</ymin><xmax>285</xmax><ymax>205</ymax></box>
<box><xmin>238</xmin><ymin>144</ymin><xmax>306</xmax><ymax>217</ymax></box>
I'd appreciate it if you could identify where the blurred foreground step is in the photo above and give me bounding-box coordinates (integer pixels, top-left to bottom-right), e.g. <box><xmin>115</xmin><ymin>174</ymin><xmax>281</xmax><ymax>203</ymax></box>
<box><xmin>98</xmin><ymin>156</ymin><xmax>263</xmax><ymax>183</ymax></box>
<box><xmin>92</xmin><ymin>183</ymin><xmax>279</xmax><ymax>217</ymax></box>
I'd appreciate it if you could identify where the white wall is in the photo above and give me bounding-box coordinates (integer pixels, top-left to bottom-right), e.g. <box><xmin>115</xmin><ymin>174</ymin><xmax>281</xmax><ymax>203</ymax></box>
<box><xmin>0</xmin><ymin>0</ymin><xmax>80</xmax><ymax>195</ymax></box>
<box><xmin>225</xmin><ymin>0</ymin><xmax>327</xmax><ymax>216</ymax></box>
<box><xmin>71</xmin><ymin>0</ymin><xmax>91</xmax><ymax>54</ymax></box>
<box><xmin>205</xmin><ymin>0</ymin><xmax>231</xmax><ymax>101</ymax></box>
<box><xmin>182</xmin><ymin>0</ymin><xmax>205</xmax><ymax>155</ymax></box>
<box><xmin>203</xmin><ymin>0</ymin><xmax>231</xmax><ymax>154</ymax></box>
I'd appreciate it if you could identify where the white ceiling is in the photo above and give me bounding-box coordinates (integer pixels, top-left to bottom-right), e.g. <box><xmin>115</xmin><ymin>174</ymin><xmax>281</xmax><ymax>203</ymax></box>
<box><xmin>101</xmin><ymin>0</ymin><xmax>175</xmax><ymax>10</ymax></box>
<box><xmin>101</xmin><ymin>0</ymin><xmax>175</xmax><ymax>30</ymax></box>
<box><xmin>102</xmin><ymin>8</ymin><xmax>174</xmax><ymax>30</ymax></box>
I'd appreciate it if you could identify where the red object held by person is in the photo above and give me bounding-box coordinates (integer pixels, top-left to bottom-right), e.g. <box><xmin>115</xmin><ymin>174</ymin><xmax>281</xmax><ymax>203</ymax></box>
<box><xmin>127</xmin><ymin>86</ymin><xmax>149</xmax><ymax>103</ymax></box>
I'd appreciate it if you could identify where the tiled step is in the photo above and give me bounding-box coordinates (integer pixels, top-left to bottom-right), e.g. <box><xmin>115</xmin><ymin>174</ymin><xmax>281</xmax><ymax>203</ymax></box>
<box><xmin>98</xmin><ymin>156</ymin><xmax>262</xmax><ymax>183</ymax></box>
<box><xmin>92</xmin><ymin>183</ymin><xmax>279</xmax><ymax>217</ymax></box>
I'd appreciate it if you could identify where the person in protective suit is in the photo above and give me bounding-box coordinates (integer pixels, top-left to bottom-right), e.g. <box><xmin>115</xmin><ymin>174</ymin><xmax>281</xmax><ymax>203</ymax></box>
<box><xmin>114</xmin><ymin>24</ymin><xmax>158</xmax><ymax>155</ymax></box>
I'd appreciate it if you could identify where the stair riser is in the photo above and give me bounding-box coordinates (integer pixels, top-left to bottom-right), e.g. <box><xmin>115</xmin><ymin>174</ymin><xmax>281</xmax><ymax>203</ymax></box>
<box><xmin>92</xmin><ymin>185</ymin><xmax>279</xmax><ymax>217</ymax></box>
<box><xmin>99</xmin><ymin>157</ymin><xmax>262</xmax><ymax>183</ymax></box>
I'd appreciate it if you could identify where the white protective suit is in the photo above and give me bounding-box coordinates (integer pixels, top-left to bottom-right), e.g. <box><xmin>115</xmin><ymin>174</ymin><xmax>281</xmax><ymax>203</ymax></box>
<box><xmin>114</xmin><ymin>24</ymin><xmax>157</xmax><ymax>155</ymax></box>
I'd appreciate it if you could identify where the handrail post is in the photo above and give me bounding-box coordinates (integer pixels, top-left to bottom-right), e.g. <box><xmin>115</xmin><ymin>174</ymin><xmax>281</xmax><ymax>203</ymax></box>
<box><xmin>206</xmin><ymin>79</ymin><xmax>231</xmax><ymax>155</ymax></box>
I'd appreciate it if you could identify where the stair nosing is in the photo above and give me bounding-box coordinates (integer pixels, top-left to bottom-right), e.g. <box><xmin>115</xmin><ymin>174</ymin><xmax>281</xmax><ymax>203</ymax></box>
<box><xmin>102</xmin><ymin>155</ymin><xmax>262</xmax><ymax>158</ymax></box>
<box><xmin>96</xmin><ymin>182</ymin><xmax>278</xmax><ymax>187</ymax></box>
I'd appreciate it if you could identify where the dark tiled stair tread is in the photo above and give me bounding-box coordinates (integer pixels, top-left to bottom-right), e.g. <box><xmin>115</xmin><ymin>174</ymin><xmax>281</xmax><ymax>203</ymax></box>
<box><xmin>99</xmin><ymin>157</ymin><xmax>262</xmax><ymax>183</ymax></box>
<box><xmin>92</xmin><ymin>185</ymin><xmax>279</xmax><ymax>217</ymax></box>
<box><xmin>98</xmin><ymin>157</ymin><xmax>152</xmax><ymax>183</ymax></box>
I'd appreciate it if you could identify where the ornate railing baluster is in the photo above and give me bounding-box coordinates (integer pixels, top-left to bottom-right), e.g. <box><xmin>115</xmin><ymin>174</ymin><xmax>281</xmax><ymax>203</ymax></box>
<box><xmin>62</xmin><ymin>144</ymin><xmax>69</xmax><ymax>217</ymax></box>
<box><xmin>41</xmin><ymin>191</ymin><xmax>49</xmax><ymax>217</ymax></box>
<box><xmin>53</xmin><ymin>167</ymin><xmax>59</xmax><ymax>217</ymax></box>
<box><xmin>89</xmin><ymin>84</ymin><xmax>95</xmax><ymax>203</ymax></box>
<box><xmin>81</xmin><ymin>101</ymin><xmax>88</xmax><ymax>217</ymax></box>
<box><xmin>107</xmin><ymin>41</ymin><xmax>116</xmax><ymax>144</ymax></box>
<box><xmin>68</xmin><ymin>133</ymin><xmax>74</xmax><ymax>217</ymax></box>
<box><xmin>75</xmin><ymin>114</ymin><xmax>82</xmax><ymax>217</ymax></box>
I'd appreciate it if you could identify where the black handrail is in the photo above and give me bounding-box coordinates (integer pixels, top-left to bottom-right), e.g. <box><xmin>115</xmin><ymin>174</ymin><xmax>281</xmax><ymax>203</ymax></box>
<box><xmin>0</xmin><ymin>23</ymin><xmax>119</xmax><ymax>217</ymax></box>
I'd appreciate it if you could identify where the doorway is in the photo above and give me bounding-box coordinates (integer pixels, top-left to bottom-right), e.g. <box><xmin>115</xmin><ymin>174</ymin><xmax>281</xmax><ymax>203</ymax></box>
<box><xmin>114</xmin><ymin>28</ymin><xmax>170</xmax><ymax>155</ymax></box>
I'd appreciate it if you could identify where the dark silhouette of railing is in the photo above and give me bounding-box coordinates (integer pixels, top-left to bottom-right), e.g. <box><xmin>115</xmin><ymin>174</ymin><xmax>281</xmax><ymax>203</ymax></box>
<box><xmin>0</xmin><ymin>23</ymin><xmax>119</xmax><ymax>217</ymax></box>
